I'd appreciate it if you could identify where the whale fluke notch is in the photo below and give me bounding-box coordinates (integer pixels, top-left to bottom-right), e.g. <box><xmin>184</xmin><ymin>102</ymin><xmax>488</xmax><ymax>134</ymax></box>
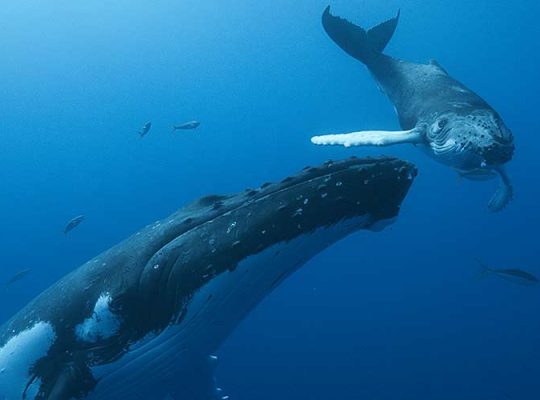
<box><xmin>322</xmin><ymin>6</ymin><xmax>400</xmax><ymax>64</ymax></box>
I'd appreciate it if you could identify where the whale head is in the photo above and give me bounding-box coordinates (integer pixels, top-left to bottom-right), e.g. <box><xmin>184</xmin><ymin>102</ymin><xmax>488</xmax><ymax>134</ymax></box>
<box><xmin>137</xmin><ymin>157</ymin><xmax>418</xmax><ymax>331</ymax></box>
<box><xmin>425</xmin><ymin>110</ymin><xmax>514</xmax><ymax>171</ymax></box>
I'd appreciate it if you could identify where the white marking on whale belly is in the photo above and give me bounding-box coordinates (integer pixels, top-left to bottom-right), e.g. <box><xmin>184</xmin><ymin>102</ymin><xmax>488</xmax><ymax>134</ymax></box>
<box><xmin>75</xmin><ymin>294</ymin><xmax>121</xmax><ymax>343</ymax></box>
<box><xmin>86</xmin><ymin>216</ymin><xmax>379</xmax><ymax>399</ymax></box>
<box><xmin>0</xmin><ymin>322</ymin><xmax>56</xmax><ymax>400</ymax></box>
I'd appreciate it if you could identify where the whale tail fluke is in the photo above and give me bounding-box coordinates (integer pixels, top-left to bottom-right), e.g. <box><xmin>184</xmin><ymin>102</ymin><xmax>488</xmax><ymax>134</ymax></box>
<box><xmin>322</xmin><ymin>6</ymin><xmax>399</xmax><ymax>65</ymax></box>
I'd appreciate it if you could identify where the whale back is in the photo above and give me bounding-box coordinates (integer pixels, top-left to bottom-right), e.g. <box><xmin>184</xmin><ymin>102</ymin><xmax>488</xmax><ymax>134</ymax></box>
<box><xmin>368</xmin><ymin>56</ymin><xmax>493</xmax><ymax>130</ymax></box>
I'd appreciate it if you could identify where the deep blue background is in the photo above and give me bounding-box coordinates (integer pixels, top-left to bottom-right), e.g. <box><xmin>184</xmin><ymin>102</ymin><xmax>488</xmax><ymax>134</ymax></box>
<box><xmin>1</xmin><ymin>1</ymin><xmax>539</xmax><ymax>399</ymax></box>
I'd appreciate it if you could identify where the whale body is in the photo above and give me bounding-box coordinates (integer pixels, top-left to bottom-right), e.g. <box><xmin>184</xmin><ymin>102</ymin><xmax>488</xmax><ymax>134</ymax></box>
<box><xmin>312</xmin><ymin>7</ymin><xmax>515</xmax><ymax>212</ymax></box>
<box><xmin>0</xmin><ymin>157</ymin><xmax>416</xmax><ymax>400</ymax></box>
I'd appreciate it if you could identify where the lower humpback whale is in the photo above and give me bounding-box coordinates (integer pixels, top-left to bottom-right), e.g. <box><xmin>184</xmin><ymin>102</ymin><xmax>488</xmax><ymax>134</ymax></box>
<box><xmin>0</xmin><ymin>157</ymin><xmax>416</xmax><ymax>400</ymax></box>
<box><xmin>312</xmin><ymin>7</ymin><xmax>515</xmax><ymax>212</ymax></box>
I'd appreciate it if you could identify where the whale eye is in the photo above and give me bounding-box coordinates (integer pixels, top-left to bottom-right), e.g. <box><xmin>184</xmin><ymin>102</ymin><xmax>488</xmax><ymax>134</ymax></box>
<box><xmin>438</xmin><ymin>118</ymin><xmax>448</xmax><ymax>129</ymax></box>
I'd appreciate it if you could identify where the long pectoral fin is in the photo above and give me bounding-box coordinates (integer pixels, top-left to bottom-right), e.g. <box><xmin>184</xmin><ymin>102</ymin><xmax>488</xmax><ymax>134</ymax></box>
<box><xmin>488</xmin><ymin>168</ymin><xmax>513</xmax><ymax>212</ymax></box>
<box><xmin>311</xmin><ymin>128</ymin><xmax>423</xmax><ymax>148</ymax></box>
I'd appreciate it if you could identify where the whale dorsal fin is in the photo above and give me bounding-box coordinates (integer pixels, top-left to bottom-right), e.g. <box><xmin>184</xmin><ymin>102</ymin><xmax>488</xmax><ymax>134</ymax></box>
<box><xmin>429</xmin><ymin>59</ymin><xmax>449</xmax><ymax>75</ymax></box>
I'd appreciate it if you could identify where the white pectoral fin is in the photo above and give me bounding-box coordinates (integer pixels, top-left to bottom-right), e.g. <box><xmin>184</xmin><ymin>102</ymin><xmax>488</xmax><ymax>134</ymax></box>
<box><xmin>488</xmin><ymin>167</ymin><xmax>513</xmax><ymax>212</ymax></box>
<box><xmin>311</xmin><ymin>128</ymin><xmax>423</xmax><ymax>148</ymax></box>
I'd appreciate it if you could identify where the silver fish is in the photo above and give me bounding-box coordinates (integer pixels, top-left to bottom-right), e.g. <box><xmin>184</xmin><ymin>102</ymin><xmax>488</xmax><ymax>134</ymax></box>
<box><xmin>64</xmin><ymin>215</ymin><xmax>85</xmax><ymax>235</ymax></box>
<box><xmin>477</xmin><ymin>260</ymin><xmax>539</xmax><ymax>286</ymax></box>
<box><xmin>5</xmin><ymin>269</ymin><xmax>31</xmax><ymax>288</ymax></box>
<box><xmin>171</xmin><ymin>120</ymin><xmax>200</xmax><ymax>133</ymax></box>
<box><xmin>138</xmin><ymin>122</ymin><xmax>152</xmax><ymax>138</ymax></box>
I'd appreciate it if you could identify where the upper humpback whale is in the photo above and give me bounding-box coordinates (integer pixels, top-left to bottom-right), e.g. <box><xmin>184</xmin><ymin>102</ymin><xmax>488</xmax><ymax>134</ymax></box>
<box><xmin>312</xmin><ymin>7</ymin><xmax>515</xmax><ymax>212</ymax></box>
<box><xmin>0</xmin><ymin>157</ymin><xmax>416</xmax><ymax>400</ymax></box>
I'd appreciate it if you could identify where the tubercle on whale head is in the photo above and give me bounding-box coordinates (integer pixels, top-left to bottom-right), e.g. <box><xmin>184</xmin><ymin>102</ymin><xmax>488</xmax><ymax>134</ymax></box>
<box><xmin>424</xmin><ymin>110</ymin><xmax>514</xmax><ymax>170</ymax></box>
<box><xmin>482</xmin><ymin>132</ymin><xmax>515</xmax><ymax>166</ymax></box>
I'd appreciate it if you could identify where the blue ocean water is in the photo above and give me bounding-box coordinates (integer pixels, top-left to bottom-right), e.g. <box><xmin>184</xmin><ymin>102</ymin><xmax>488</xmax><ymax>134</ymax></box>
<box><xmin>1</xmin><ymin>0</ymin><xmax>539</xmax><ymax>399</ymax></box>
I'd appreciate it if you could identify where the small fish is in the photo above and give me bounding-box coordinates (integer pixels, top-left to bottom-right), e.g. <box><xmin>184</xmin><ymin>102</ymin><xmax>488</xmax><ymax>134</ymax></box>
<box><xmin>477</xmin><ymin>260</ymin><xmax>539</xmax><ymax>286</ymax></box>
<box><xmin>138</xmin><ymin>122</ymin><xmax>152</xmax><ymax>138</ymax></box>
<box><xmin>64</xmin><ymin>215</ymin><xmax>85</xmax><ymax>235</ymax></box>
<box><xmin>171</xmin><ymin>120</ymin><xmax>200</xmax><ymax>133</ymax></box>
<box><xmin>5</xmin><ymin>269</ymin><xmax>31</xmax><ymax>289</ymax></box>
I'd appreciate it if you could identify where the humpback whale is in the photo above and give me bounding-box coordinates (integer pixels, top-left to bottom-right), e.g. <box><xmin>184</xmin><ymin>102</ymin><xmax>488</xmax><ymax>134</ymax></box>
<box><xmin>312</xmin><ymin>7</ymin><xmax>515</xmax><ymax>212</ymax></box>
<box><xmin>0</xmin><ymin>157</ymin><xmax>415</xmax><ymax>400</ymax></box>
